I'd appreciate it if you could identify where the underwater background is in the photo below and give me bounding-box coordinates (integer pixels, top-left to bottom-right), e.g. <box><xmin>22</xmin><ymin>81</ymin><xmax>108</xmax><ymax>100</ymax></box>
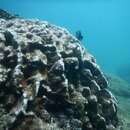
<box><xmin>1</xmin><ymin>0</ymin><xmax>130</xmax><ymax>77</ymax></box>
<box><xmin>0</xmin><ymin>0</ymin><xmax>130</xmax><ymax>129</ymax></box>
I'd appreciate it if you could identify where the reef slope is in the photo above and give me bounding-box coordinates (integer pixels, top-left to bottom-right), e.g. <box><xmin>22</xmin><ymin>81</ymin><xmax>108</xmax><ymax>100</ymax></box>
<box><xmin>106</xmin><ymin>73</ymin><xmax>130</xmax><ymax>130</ymax></box>
<box><xmin>0</xmin><ymin>9</ymin><xmax>118</xmax><ymax>130</ymax></box>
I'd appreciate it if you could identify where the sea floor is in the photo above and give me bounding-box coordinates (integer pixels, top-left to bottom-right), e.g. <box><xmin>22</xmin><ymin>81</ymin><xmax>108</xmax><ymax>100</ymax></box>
<box><xmin>105</xmin><ymin>73</ymin><xmax>130</xmax><ymax>130</ymax></box>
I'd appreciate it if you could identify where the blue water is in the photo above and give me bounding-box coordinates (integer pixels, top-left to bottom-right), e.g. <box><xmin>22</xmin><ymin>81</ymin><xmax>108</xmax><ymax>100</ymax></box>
<box><xmin>1</xmin><ymin>0</ymin><xmax>130</xmax><ymax>75</ymax></box>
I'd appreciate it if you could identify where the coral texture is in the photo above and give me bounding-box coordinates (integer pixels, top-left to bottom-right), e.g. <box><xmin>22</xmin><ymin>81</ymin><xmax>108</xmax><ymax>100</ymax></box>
<box><xmin>0</xmin><ymin>9</ymin><xmax>118</xmax><ymax>130</ymax></box>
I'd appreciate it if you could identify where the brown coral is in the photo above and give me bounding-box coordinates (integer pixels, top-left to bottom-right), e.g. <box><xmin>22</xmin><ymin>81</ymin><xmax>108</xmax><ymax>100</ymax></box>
<box><xmin>0</xmin><ymin>9</ymin><xmax>118</xmax><ymax>130</ymax></box>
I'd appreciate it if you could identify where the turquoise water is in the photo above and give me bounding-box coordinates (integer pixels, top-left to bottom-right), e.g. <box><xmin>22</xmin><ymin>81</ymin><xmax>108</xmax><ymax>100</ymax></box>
<box><xmin>1</xmin><ymin>0</ymin><xmax>130</xmax><ymax>75</ymax></box>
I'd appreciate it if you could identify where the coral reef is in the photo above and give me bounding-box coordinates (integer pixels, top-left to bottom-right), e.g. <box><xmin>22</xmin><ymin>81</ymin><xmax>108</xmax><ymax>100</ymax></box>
<box><xmin>0</xmin><ymin>9</ymin><xmax>118</xmax><ymax>130</ymax></box>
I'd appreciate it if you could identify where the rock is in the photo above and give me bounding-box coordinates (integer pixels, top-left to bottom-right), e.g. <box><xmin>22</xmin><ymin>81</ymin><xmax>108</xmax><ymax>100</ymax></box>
<box><xmin>64</xmin><ymin>57</ymin><xmax>79</xmax><ymax>71</ymax></box>
<box><xmin>83</xmin><ymin>59</ymin><xmax>101</xmax><ymax>76</ymax></box>
<box><xmin>0</xmin><ymin>9</ymin><xmax>119</xmax><ymax>130</ymax></box>
<box><xmin>82</xmin><ymin>87</ymin><xmax>91</xmax><ymax>98</ymax></box>
<box><xmin>106</xmin><ymin>124</ymin><xmax>116</xmax><ymax>130</ymax></box>
<box><xmin>89</xmin><ymin>80</ymin><xmax>101</xmax><ymax>94</ymax></box>
<box><xmin>0</xmin><ymin>33</ymin><xmax>5</xmax><ymax>42</ymax></box>
<box><xmin>82</xmin><ymin>121</ymin><xmax>93</xmax><ymax>130</ymax></box>
<box><xmin>95</xmin><ymin>73</ymin><xmax>108</xmax><ymax>89</ymax></box>
<box><xmin>70</xmin><ymin>118</ymin><xmax>83</xmax><ymax>128</ymax></box>
<box><xmin>95</xmin><ymin>114</ymin><xmax>106</xmax><ymax>130</ymax></box>
<box><xmin>87</xmin><ymin>95</ymin><xmax>98</xmax><ymax>113</ymax></box>
<box><xmin>81</xmin><ymin>69</ymin><xmax>93</xmax><ymax>79</ymax></box>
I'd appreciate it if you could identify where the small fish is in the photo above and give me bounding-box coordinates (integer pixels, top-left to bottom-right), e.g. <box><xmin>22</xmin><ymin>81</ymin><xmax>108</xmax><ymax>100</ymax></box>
<box><xmin>75</xmin><ymin>30</ymin><xmax>83</xmax><ymax>41</ymax></box>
